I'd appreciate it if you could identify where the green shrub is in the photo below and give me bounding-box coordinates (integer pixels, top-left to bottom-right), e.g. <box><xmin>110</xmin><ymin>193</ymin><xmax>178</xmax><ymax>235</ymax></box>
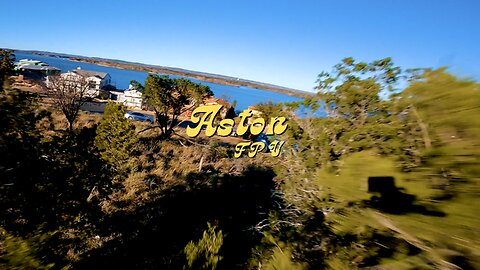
<box><xmin>184</xmin><ymin>223</ymin><xmax>223</xmax><ymax>270</ymax></box>
<box><xmin>94</xmin><ymin>102</ymin><xmax>138</xmax><ymax>172</ymax></box>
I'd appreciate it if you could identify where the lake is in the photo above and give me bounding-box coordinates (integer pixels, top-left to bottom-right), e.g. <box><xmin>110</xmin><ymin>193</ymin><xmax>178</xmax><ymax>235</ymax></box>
<box><xmin>15</xmin><ymin>52</ymin><xmax>304</xmax><ymax>111</ymax></box>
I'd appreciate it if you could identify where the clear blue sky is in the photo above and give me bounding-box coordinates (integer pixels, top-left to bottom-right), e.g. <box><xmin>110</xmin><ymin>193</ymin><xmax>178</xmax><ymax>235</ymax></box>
<box><xmin>2</xmin><ymin>0</ymin><xmax>479</xmax><ymax>91</ymax></box>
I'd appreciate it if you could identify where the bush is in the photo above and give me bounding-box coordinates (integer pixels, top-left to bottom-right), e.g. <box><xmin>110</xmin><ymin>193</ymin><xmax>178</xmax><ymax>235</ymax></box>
<box><xmin>184</xmin><ymin>223</ymin><xmax>223</xmax><ymax>270</ymax></box>
<box><xmin>95</xmin><ymin>102</ymin><xmax>138</xmax><ymax>172</ymax></box>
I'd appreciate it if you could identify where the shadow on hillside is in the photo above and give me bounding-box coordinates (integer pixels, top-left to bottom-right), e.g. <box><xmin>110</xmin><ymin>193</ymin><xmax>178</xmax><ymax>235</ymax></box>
<box><xmin>363</xmin><ymin>176</ymin><xmax>446</xmax><ymax>216</ymax></box>
<box><xmin>77</xmin><ymin>166</ymin><xmax>280</xmax><ymax>270</ymax></box>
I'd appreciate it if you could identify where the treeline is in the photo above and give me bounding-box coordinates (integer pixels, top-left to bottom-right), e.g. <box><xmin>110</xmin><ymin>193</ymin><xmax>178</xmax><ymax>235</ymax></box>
<box><xmin>0</xmin><ymin>50</ymin><xmax>479</xmax><ymax>269</ymax></box>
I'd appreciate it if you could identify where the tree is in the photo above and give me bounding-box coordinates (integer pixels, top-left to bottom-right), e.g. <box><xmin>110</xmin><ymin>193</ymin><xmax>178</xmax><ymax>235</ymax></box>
<box><xmin>144</xmin><ymin>75</ymin><xmax>213</xmax><ymax>138</ymax></box>
<box><xmin>0</xmin><ymin>91</ymin><xmax>52</xmax><ymax>206</ymax></box>
<box><xmin>95</xmin><ymin>102</ymin><xmax>138</xmax><ymax>172</ymax></box>
<box><xmin>0</xmin><ymin>49</ymin><xmax>16</xmax><ymax>92</ymax></box>
<box><xmin>45</xmin><ymin>73</ymin><xmax>91</xmax><ymax>131</ymax></box>
<box><xmin>306</xmin><ymin>58</ymin><xmax>405</xmax><ymax>164</ymax></box>
<box><xmin>0</xmin><ymin>89</ymin><xmax>116</xmax><ymax>267</ymax></box>
<box><xmin>184</xmin><ymin>223</ymin><xmax>223</xmax><ymax>270</ymax></box>
<box><xmin>315</xmin><ymin>57</ymin><xmax>400</xmax><ymax>121</ymax></box>
<box><xmin>224</xmin><ymin>100</ymin><xmax>237</xmax><ymax>119</ymax></box>
<box><xmin>394</xmin><ymin>68</ymin><xmax>480</xmax><ymax>179</ymax></box>
<box><xmin>252</xmin><ymin>60</ymin><xmax>480</xmax><ymax>270</ymax></box>
<box><xmin>129</xmin><ymin>79</ymin><xmax>144</xmax><ymax>93</ymax></box>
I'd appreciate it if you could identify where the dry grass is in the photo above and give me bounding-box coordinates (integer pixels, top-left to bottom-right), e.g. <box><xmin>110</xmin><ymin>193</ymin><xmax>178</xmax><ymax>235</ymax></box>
<box><xmin>49</xmin><ymin>110</ymin><xmax>102</xmax><ymax>130</ymax></box>
<box><xmin>101</xmin><ymin>121</ymin><xmax>275</xmax><ymax>215</ymax></box>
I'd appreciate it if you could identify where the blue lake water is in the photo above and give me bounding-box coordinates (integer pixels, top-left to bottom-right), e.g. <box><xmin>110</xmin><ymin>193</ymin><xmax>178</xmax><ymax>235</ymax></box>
<box><xmin>15</xmin><ymin>52</ymin><xmax>304</xmax><ymax>111</ymax></box>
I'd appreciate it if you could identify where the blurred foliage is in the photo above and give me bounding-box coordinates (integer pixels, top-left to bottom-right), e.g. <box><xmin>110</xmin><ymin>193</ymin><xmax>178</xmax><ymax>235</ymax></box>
<box><xmin>262</xmin><ymin>247</ymin><xmax>306</xmax><ymax>270</ymax></box>
<box><xmin>184</xmin><ymin>223</ymin><xmax>223</xmax><ymax>270</ymax></box>
<box><xmin>395</xmin><ymin>68</ymin><xmax>480</xmax><ymax>181</ymax></box>
<box><xmin>252</xmin><ymin>60</ymin><xmax>480</xmax><ymax>269</ymax></box>
<box><xmin>0</xmin><ymin>227</ymin><xmax>54</xmax><ymax>269</ymax></box>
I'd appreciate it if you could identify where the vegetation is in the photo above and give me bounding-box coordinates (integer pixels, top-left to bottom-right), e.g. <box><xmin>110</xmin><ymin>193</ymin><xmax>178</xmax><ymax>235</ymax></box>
<box><xmin>143</xmin><ymin>74</ymin><xmax>213</xmax><ymax>138</ymax></box>
<box><xmin>44</xmin><ymin>73</ymin><xmax>92</xmax><ymax>131</ymax></box>
<box><xmin>1</xmin><ymin>56</ymin><xmax>479</xmax><ymax>269</ymax></box>
<box><xmin>184</xmin><ymin>223</ymin><xmax>224</xmax><ymax>270</ymax></box>
<box><xmin>0</xmin><ymin>50</ymin><xmax>15</xmax><ymax>74</ymax></box>
<box><xmin>129</xmin><ymin>79</ymin><xmax>145</xmax><ymax>92</ymax></box>
<box><xmin>253</xmin><ymin>59</ymin><xmax>480</xmax><ymax>269</ymax></box>
<box><xmin>94</xmin><ymin>102</ymin><xmax>138</xmax><ymax>173</ymax></box>
<box><xmin>0</xmin><ymin>49</ymin><xmax>15</xmax><ymax>92</ymax></box>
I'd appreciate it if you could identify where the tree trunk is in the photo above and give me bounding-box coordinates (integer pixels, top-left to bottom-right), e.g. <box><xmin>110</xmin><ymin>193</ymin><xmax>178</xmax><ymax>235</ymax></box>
<box><xmin>67</xmin><ymin>118</ymin><xmax>74</xmax><ymax>132</ymax></box>
<box><xmin>411</xmin><ymin>105</ymin><xmax>431</xmax><ymax>149</ymax></box>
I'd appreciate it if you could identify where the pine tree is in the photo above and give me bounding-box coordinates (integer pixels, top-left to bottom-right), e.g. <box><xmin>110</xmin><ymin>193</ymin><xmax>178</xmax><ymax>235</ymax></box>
<box><xmin>95</xmin><ymin>102</ymin><xmax>138</xmax><ymax>172</ymax></box>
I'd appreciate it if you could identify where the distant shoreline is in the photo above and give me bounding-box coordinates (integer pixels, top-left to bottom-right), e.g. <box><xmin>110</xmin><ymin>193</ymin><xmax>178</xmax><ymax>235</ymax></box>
<box><xmin>12</xmin><ymin>49</ymin><xmax>314</xmax><ymax>98</ymax></box>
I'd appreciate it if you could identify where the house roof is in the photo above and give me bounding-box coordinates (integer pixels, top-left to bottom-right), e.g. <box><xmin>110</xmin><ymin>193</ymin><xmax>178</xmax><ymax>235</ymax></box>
<box><xmin>248</xmin><ymin>106</ymin><xmax>262</xmax><ymax>114</ymax></box>
<box><xmin>71</xmin><ymin>69</ymin><xmax>109</xmax><ymax>79</ymax></box>
<box><xmin>109</xmin><ymin>90</ymin><xmax>124</xmax><ymax>95</ymax></box>
<box><xmin>18</xmin><ymin>64</ymin><xmax>60</xmax><ymax>71</ymax></box>
<box><xmin>203</xmin><ymin>96</ymin><xmax>231</xmax><ymax>108</ymax></box>
<box><xmin>18</xmin><ymin>59</ymin><xmax>41</xmax><ymax>64</ymax></box>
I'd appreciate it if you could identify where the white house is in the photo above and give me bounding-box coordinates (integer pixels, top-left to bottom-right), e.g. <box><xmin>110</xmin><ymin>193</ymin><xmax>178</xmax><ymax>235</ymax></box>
<box><xmin>109</xmin><ymin>83</ymin><xmax>143</xmax><ymax>109</ymax></box>
<box><xmin>124</xmin><ymin>86</ymin><xmax>143</xmax><ymax>109</ymax></box>
<box><xmin>109</xmin><ymin>90</ymin><xmax>126</xmax><ymax>103</ymax></box>
<box><xmin>64</xmin><ymin>67</ymin><xmax>112</xmax><ymax>97</ymax></box>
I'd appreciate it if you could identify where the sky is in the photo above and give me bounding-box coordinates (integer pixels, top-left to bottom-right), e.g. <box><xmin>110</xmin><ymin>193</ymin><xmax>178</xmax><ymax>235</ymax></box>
<box><xmin>1</xmin><ymin>0</ymin><xmax>479</xmax><ymax>91</ymax></box>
